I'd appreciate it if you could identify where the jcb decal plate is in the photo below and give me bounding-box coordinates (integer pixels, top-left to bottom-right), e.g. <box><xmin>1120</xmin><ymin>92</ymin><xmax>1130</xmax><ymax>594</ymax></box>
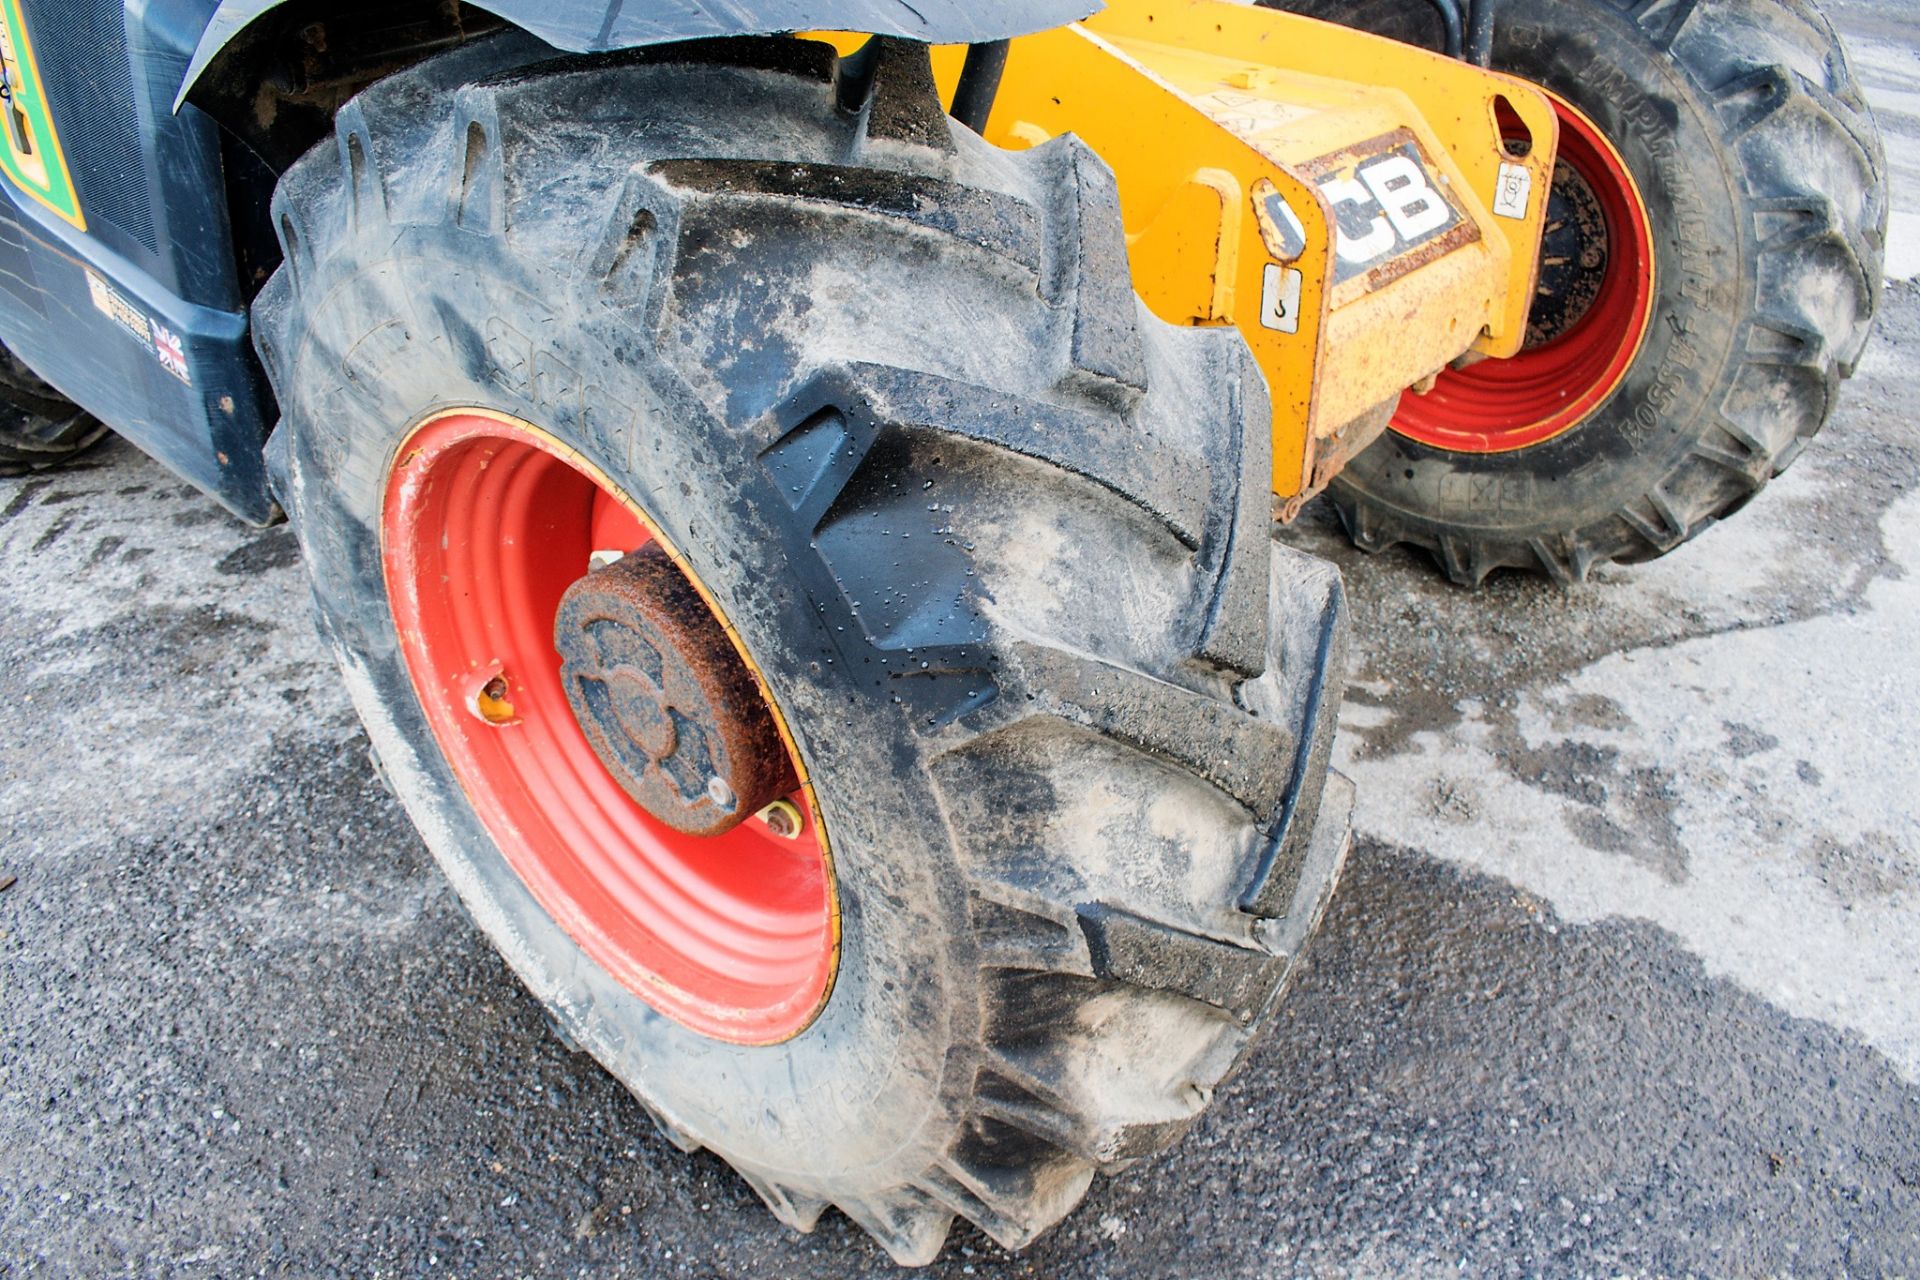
<box><xmin>1260</xmin><ymin>129</ymin><xmax>1477</xmax><ymax>294</ymax></box>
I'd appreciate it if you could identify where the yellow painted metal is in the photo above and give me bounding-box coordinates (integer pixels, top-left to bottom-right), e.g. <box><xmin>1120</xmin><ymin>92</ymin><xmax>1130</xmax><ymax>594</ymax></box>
<box><xmin>990</xmin><ymin>5</ymin><xmax>1555</xmax><ymax>494</ymax></box>
<box><xmin>815</xmin><ymin>3</ymin><xmax>1557</xmax><ymax>497</ymax></box>
<box><xmin>934</xmin><ymin>29</ymin><xmax>1336</xmax><ymax>493</ymax></box>
<box><xmin>1087</xmin><ymin>3</ymin><xmax>1557</xmax><ymax>349</ymax></box>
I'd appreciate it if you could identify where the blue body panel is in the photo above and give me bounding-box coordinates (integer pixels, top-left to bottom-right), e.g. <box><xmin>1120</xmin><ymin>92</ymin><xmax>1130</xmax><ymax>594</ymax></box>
<box><xmin>0</xmin><ymin>0</ymin><xmax>1096</xmax><ymax>524</ymax></box>
<box><xmin>0</xmin><ymin>0</ymin><xmax>273</xmax><ymax>520</ymax></box>
<box><xmin>0</xmin><ymin>190</ymin><xmax>272</xmax><ymax>519</ymax></box>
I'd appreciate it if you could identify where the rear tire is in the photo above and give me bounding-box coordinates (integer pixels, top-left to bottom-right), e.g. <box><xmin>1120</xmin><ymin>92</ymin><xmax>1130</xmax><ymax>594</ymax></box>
<box><xmin>0</xmin><ymin>343</ymin><xmax>107</xmax><ymax>475</ymax></box>
<box><xmin>1272</xmin><ymin>0</ymin><xmax>1887</xmax><ymax>585</ymax></box>
<box><xmin>256</xmin><ymin>35</ymin><xmax>1351</xmax><ymax>1262</ymax></box>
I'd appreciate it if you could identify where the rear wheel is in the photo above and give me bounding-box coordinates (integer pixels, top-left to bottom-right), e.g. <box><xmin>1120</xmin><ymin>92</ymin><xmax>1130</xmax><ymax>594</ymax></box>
<box><xmin>1272</xmin><ymin>0</ymin><xmax>1887</xmax><ymax>584</ymax></box>
<box><xmin>0</xmin><ymin>343</ymin><xmax>107</xmax><ymax>475</ymax></box>
<box><xmin>257</xmin><ymin>35</ymin><xmax>1351</xmax><ymax>1262</ymax></box>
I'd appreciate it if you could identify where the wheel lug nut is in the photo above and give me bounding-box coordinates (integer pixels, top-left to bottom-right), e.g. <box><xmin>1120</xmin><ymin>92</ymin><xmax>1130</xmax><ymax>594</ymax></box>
<box><xmin>473</xmin><ymin>674</ymin><xmax>516</xmax><ymax>725</ymax></box>
<box><xmin>757</xmin><ymin>799</ymin><xmax>803</xmax><ymax>840</ymax></box>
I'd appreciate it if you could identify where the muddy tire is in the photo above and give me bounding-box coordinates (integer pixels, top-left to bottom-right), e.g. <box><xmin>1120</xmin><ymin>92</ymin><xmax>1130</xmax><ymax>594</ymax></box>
<box><xmin>1271</xmin><ymin>0</ymin><xmax>1886</xmax><ymax>585</ymax></box>
<box><xmin>0</xmin><ymin>343</ymin><xmax>107</xmax><ymax>475</ymax></box>
<box><xmin>255</xmin><ymin>35</ymin><xmax>1352</xmax><ymax>1263</ymax></box>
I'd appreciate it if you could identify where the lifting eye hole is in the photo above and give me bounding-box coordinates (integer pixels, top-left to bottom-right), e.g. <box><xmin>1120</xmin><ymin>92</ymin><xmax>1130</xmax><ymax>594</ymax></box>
<box><xmin>1494</xmin><ymin>94</ymin><xmax>1534</xmax><ymax>160</ymax></box>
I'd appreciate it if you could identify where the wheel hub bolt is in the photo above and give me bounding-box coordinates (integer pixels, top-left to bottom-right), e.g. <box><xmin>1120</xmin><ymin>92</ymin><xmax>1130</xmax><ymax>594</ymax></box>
<box><xmin>473</xmin><ymin>674</ymin><xmax>516</xmax><ymax>725</ymax></box>
<box><xmin>757</xmin><ymin>799</ymin><xmax>803</xmax><ymax>840</ymax></box>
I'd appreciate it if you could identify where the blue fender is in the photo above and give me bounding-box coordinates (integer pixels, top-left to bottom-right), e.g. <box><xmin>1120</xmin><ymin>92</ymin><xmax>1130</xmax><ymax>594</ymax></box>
<box><xmin>177</xmin><ymin>0</ymin><xmax>1099</xmax><ymax>107</ymax></box>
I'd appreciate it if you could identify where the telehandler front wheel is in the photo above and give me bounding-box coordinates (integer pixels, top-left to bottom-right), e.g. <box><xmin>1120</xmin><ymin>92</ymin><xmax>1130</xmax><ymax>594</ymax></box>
<box><xmin>256</xmin><ymin>35</ymin><xmax>1352</xmax><ymax>1264</ymax></box>
<box><xmin>1277</xmin><ymin>0</ymin><xmax>1886</xmax><ymax>585</ymax></box>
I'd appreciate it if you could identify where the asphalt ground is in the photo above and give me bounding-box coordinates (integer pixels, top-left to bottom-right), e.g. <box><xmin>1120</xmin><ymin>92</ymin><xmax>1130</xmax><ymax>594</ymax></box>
<box><xmin>4</xmin><ymin>5</ymin><xmax>1919</xmax><ymax>1275</ymax></box>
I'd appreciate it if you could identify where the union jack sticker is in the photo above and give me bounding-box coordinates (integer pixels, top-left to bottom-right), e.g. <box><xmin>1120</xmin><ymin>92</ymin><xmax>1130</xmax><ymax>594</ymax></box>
<box><xmin>151</xmin><ymin>319</ymin><xmax>191</xmax><ymax>386</ymax></box>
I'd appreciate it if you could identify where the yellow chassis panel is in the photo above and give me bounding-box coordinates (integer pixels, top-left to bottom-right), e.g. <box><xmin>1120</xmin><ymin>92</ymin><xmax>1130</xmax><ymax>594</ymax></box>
<box><xmin>936</xmin><ymin>3</ymin><xmax>1555</xmax><ymax>498</ymax></box>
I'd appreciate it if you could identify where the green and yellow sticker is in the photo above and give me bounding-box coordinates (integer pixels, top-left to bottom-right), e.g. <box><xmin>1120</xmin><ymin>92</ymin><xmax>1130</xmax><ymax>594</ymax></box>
<box><xmin>0</xmin><ymin>0</ymin><xmax>82</xmax><ymax>230</ymax></box>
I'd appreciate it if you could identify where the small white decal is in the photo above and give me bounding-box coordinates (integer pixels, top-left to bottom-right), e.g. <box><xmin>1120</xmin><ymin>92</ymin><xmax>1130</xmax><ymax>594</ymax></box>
<box><xmin>85</xmin><ymin>268</ymin><xmax>150</xmax><ymax>345</ymax></box>
<box><xmin>1260</xmin><ymin>263</ymin><xmax>1304</xmax><ymax>335</ymax></box>
<box><xmin>1493</xmin><ymin>162</ymin><xmax>1533</xmax><ymax>220</ymax></box>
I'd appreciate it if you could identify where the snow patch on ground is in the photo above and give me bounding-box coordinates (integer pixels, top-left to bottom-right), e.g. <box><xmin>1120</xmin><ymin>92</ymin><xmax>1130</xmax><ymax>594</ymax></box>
<box><xmin>1339</xmin><ymin>487</ymin><xmax>1920</xmax><ymax>1078</ymax></box>
<box><xmin>1851</xmin><ymin>29</ymin><xmax>1920</xmax><ymax>281</ymax></box>
<box><xmin>0</xmin><ymin>454</ymin><xmax>349</xmax><ymax>846</ymax></box>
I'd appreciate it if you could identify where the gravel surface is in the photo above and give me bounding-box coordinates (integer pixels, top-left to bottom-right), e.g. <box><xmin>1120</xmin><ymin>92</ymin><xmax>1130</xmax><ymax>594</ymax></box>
<box><xmin>4</xmin><ymin>4</ymin><xmax>1919</xmax><ymax>1275</ymax></box>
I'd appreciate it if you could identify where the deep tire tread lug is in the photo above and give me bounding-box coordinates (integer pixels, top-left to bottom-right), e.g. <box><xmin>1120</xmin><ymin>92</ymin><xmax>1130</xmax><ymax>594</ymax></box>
<box><xmin>836</xmin><ymin>1188</ymin><xmax>956</xmax><ymax>1268</ymax></box>
<box><xmin>1055</xmin><ymin>141</ymin><xmax>1151</xmax><ymax>406</ymax></box>
<box><xmin>976</xmin><ymin>642</ymin><xmax>1300</xmax><ymax>817</ymax></box>
<box><xmin>738</xmin><ymin>1170</ymin><xmax>829</xmax><ymax>1234</ymax></box>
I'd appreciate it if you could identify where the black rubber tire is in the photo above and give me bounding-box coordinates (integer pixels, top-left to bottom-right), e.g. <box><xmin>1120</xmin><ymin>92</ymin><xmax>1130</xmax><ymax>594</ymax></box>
<box><xmin>1268</xmin><ymin>0</ymin><xmax>1887</xmax><ymax>585</ymax></box>
<box><xmin>0</xmin><ymin>343</ymin><xmax>108</xmax><ymax>476</ymax></box>
<box><xmin>254</xmin><ymin>35</ymin><xmax>1353</xmax><ymax>1263</ymax></box>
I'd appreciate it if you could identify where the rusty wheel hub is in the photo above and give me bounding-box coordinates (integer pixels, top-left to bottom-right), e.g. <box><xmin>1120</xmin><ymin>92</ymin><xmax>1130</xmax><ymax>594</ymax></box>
<box><xmin>553</xmin><ymin>544</ymin><xmax>794</xmax><ymax>837</ymax></box>
<box><xmin>1524</xmin><ymin>155</ymin><xmax>1611</xmax><ymax>349</ymax></box>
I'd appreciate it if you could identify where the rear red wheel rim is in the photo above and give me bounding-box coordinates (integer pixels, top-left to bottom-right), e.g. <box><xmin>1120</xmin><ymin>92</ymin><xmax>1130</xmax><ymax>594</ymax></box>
<box><xmin>1391</xmin><ymin>92</ymin><xmax>1656</xmax><ymax>454</ymax></box>
<box><xmin>382</xmin><ymin>409</ymin><xmax>837</xmax><ymax>1044</ymax></box>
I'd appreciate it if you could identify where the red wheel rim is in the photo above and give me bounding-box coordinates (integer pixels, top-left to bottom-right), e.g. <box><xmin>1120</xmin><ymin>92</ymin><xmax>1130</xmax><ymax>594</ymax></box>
<box><xmin>382</xmin><ymin>409</ymin><xmax>837</xmax><ymax>1044</ymax></box>
<box><xmin>1392</xmin><ymin>92</ymin><xmax>1656</xmax><ymax>453</ymax></box>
